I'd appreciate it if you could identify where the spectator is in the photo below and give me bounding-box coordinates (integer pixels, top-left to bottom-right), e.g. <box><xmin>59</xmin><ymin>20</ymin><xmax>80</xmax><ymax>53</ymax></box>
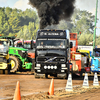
<box><xmin>40</xmin><ymin>42</ymin><xmax>44</xmax><ymax>46</ymax></box>
<box><xmin>60</xmin><ymin>42</ymin><xmax>64</xmax><ymax>47</ymax></box>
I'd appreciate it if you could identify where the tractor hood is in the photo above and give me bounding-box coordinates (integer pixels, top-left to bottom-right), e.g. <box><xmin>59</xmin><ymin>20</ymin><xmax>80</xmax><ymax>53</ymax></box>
<box><xmin>9</xmin><ymin>47</ymin><xmax>28</xmax><ymax>51</ymax></box>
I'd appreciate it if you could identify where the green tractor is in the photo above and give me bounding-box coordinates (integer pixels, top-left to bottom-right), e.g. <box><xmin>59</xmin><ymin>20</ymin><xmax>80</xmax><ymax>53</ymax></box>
<box><xmin>0</xmin><ymin>36</ymin><xmax>33</xmax><ymax>73</ymax></box>
<box><xmin>9</xmin><ymin>46</ymin><xmax>32</xmax><ymax>73</ymax></box>
<box><xmin>0</xmin><ymin>38</ymin><xmax>11</xmax><ymax>74</ymax></box>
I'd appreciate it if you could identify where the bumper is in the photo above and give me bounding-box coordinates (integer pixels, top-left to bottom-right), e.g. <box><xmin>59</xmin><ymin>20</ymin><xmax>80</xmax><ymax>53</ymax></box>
<box><xmin>0</xmin><ymin>62</ymin><xmax>7</xmax><ymax>69</ymax></box>
<box><xmin>35</xmin><ymin>67</ymin><xmax>67</xmax><ymax>74</ymax></box>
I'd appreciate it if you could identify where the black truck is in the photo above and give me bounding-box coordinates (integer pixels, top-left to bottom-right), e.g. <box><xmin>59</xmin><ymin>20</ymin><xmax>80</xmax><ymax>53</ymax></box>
<box><xmin>35</xmin><ymin>29</ymin><xmax>72</xmax><ymax>78</ymax></box>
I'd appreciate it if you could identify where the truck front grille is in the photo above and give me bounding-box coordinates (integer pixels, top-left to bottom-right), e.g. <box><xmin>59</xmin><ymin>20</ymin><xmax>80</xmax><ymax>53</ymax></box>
<box><xmin>36</xmin><ymin>57</ymin><xmax>65</xmax><ymax>63</ymax></box>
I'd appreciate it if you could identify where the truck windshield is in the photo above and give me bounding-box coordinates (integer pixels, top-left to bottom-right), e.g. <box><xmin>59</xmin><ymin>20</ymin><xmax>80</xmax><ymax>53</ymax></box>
<box><xmin>0</xmin><ymin>41</ymin><xmax>8</xmax><ymax>53</ymax></box>
<box><xmin>37</xmin><ymin>39</ymin><xmax>66</xmax><ymax>49</ymax></box>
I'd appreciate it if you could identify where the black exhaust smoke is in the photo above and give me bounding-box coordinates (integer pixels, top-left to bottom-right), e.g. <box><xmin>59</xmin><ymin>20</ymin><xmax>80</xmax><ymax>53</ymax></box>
<box><xmin>29</xmin><ymin>0</ymin><xmax>75</xmax><ymax>29</ymax></box>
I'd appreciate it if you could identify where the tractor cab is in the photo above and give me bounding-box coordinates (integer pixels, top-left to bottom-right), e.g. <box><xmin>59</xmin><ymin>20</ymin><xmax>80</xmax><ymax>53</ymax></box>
<box><xmin>0</xmin><ymin>36</ymin><xmax>32</xmax><ymax>73</ymax></box>
<box><xmin>0</xmin><ymin>40</ymin><xmax>9</xmax><ymax>53</ymax></box>
<box><xmin>0</xmin><ymin>38</ymin><xmax>11</xmax><ymax>74</ymax></box>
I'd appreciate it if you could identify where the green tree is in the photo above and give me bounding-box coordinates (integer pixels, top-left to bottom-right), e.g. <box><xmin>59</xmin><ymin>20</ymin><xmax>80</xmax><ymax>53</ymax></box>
<box><xmin>17</xmin><ymin>21</ymin><xmax>39</xmax><ymax>40</ymax></box>
<box><xmin>5</xmin><ymin>7</ymin><xmax>12</xmax><ymax>17</ymax></box>
<box><xmin>0</xmin><ymin>8</ymin><xmax>9</xmax><ymax>35</ymax></box>
<box><xmin>71</xmin><ymin>9</ymin><xmax>95</xmax><ymax>34</ymax></box>
<box><xmin>17</xmin><ymin>25</ymin><xmax>29</xmax><ymax>40</ymax></box>
<box><xmin>8</xmin><ymin>11</ymin><xmax>20</xmax><ymax>33</ymax></box>
<box><xmin>95</xmin><ymin>36</ymin><xmax>100</xmax><ymax>46</ymax></box>
<box><xmin>78</xmin><ymin>34</ymin><xmax>93</xmax><ymax>45</ymax></box>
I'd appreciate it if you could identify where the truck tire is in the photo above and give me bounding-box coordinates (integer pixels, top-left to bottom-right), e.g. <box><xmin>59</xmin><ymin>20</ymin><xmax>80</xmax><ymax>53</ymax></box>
<box><xmin>10</xmin><ymin>56</ymin><xmax>20</xmax><ymax>73</ymax></box>
<box><xmin>45</xmin><ymin>74</ymin><xmax>48</xmax><ymax>78</ymax></box>
<box><xmin>80</xmin><ymin>61</ymin><xmax>85</xmax><ymax>77</ymax></box>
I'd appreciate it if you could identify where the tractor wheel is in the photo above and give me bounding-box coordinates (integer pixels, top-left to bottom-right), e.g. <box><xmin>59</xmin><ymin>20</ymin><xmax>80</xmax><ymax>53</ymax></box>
<box><xmin>10</xmin><ymin>56</ymin><xmax>20</xmax><ymax>73</ymax></box>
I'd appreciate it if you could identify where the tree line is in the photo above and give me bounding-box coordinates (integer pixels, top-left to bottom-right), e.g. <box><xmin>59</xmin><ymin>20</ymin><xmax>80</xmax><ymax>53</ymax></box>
<box><xmin>0</xmin><ymin>7</ymin><xmax>39</xmax><ymax>39</ymax></box>
<box><xmin>0</xmin><ymin>7</ymin><xmax>100</xmax><ymax>45</ymax></box>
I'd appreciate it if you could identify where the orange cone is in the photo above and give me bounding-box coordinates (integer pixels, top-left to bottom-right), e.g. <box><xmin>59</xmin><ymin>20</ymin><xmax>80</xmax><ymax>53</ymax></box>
<box><xmin>13</xmin><ymin>81</ymin><xmax>21</xmax><ymax>100</ymax></box>
<box><xmin>48</xmin><ymin>78</ymin><xmax>54</xmax><ymax>95</ymax></box>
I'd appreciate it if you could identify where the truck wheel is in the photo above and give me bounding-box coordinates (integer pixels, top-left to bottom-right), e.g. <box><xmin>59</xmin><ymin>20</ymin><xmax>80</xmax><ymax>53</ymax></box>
<box><xmin>80</xmin><ymin>61</ymin><xmax>85</xmax><ymax>77</ymax></box>
<box><xmin>10</xmin><ymin>56</ymin><xmax>20</xmax><ymax>73</ymax></box>
<box><xmin>45</xmin><ymin>74</ymin><xmax>48</xmax><ymax>78</ymax></box>
<box><xmin>80</xmin><ymin>71</ymin><xmax>83</xmax><ymax>77</ymax></box>
<box><xmin>80</xmin><ymin>69</ymin><xmax>85</xmax><ymax>77</ymax></box>
<box><xmin>54</xmin><ymin>74</ymin><xmax>57</xmax><ymax>77</ymax></box>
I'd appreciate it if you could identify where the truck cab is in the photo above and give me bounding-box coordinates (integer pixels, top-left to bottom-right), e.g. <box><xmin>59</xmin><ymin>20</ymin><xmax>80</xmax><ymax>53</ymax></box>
<box><xmin>35</xmin><ymin>29</ymin><xmax>71</xmax><ymax>78</ymax></box>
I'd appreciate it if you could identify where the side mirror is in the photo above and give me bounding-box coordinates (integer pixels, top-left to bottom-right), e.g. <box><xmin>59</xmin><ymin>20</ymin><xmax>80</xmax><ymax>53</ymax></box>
<box><xmin>70</xmin><ymin>42</ymin><xmax>73</xmax><ymax>48</ymax></box>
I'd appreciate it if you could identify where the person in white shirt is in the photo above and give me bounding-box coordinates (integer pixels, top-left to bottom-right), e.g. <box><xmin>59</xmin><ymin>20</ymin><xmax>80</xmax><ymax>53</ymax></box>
<box><xmin>60</xmin><ymin>42</ymin><xmax>64</xmax><ymax>47</ymax></box>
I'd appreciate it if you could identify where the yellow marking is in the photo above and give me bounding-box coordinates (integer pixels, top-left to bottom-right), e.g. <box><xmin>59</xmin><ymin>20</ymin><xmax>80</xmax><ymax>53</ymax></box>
<box><xmin>11</xmin><ymin>60</ymin><xmax>15</xmax><ymax>69</ymax></box>
<box><xmin>0</xmin><ymin>63</ymin><xmax>7</xmax><ymax>69</ymax></box>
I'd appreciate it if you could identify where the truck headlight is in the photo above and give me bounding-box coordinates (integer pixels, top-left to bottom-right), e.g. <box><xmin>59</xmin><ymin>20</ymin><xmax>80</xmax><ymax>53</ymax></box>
<box><xmin>54</xmin><ymin>66</ymin><xmax>57</xmax><ymax>69</ymax></box>
<box><xmin>36</xmin><ymin>64</ymin><xmax>41</xmax><ymax>67</ymax></box>
<box><xmin>61</xmin><ymin>64</ymin><xmax>66</xmax><ymax>67</ymax></box>
<box><xmin>48</xmin><ymin>66</ymin><xmax>50</xmax><ymax>69</ymax></box>
<box><xmin>44</xmin><ymin>66</ymin><xmax>47</xmax><ymax>69</ymax></box>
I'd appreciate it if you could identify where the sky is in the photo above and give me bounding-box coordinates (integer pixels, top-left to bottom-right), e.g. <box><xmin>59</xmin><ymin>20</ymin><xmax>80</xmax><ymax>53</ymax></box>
<box><xmin>0</xmin><ymin>0</ymin><xmax>100</xmax><ymax>36</ymax></box>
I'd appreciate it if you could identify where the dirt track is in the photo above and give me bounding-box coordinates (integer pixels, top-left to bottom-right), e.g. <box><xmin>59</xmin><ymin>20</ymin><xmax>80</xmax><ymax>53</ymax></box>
<box><xmin>0</xmin><ymin>72</ymin><xmax>100</xmax><ymax>100</ymax></box>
